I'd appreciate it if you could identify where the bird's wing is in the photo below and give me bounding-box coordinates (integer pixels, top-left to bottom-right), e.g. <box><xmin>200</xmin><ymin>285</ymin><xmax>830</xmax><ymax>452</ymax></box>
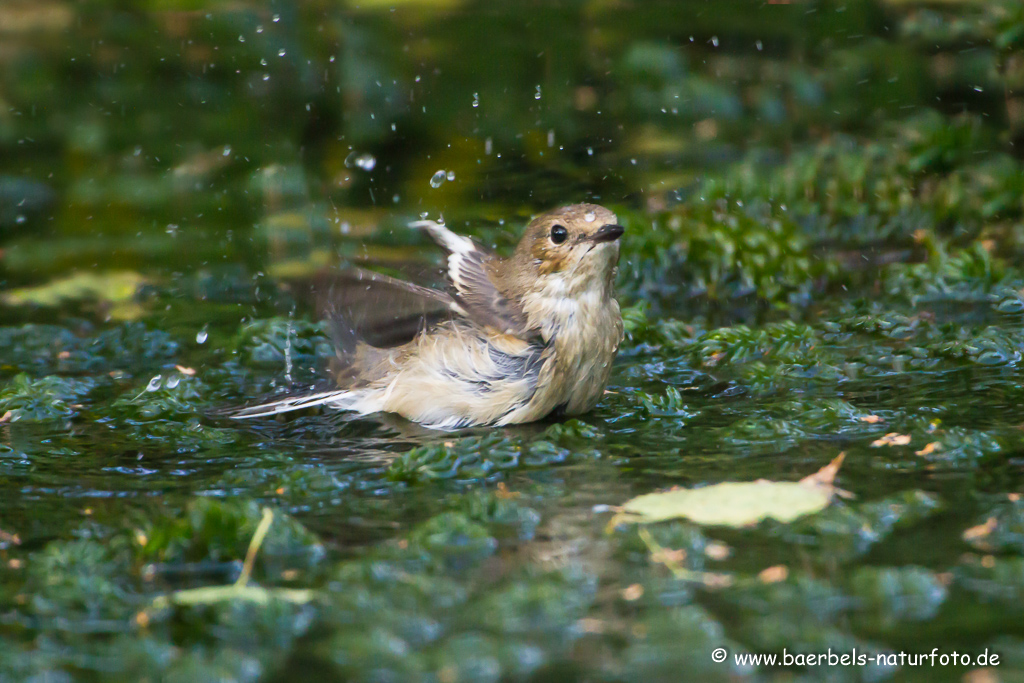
<box><xmin>410</xmin><ymin>220</ymin><xmax>536</xmax><ymax>339</ymax></box>
<box><xmin>314</xmin><ymin>267</ymin><xmax>460</xmax><ymax>351</ymax></box>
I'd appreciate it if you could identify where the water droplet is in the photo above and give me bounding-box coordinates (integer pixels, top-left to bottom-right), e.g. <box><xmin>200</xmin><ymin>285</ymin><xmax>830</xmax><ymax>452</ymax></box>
<box><xmin>587</xmin><ymin>147</ymin><xmax>594</xmax><ymax>156</ymax></box>
<box><xmin>711</xmin><ymin>36</ymin><xmax>719</xmax><ymax>47</ymax></box>
<box><xmin>756</xmin><ymin>40</ymin><xmax>763</xmax><ymax>51</ymax></box>
<box><xmin>534</xmin><ymin>85</ymin><xmax>542</xmax><ymax>100</ymax></box>
<box><xmin>272</xmin><ymin>13</ymin><xmax>280</xmax><ymax>22</ymax></box>
<box><xmin>260</xmin><ymin>58</ymin><xmax>267</xmax><ymax>66</ymax></box>
<box><xmin>547</xmin><ymin>129</ymin><xmax>555</xmax><ymax>147</ymax></box>
<box><xmin>15</xmin><ymin>215</ymin><xmax>25</xmax><ymax>224</ymax></box>
<box><xmin>238</xmin><ymin>35</ymin><xmax>245</xmax><ymax>43</ymax></box>
<box><xmin>166</xmin><ymin>375</ymin><xmax>181</xmax><ymax>389</ymax></box>
<box><xmin>222</xmin><ymin>145</ymin><xmax>231</xmax><ymax>157</ymax></box>
<box><xmin>485</xmin><ymin>137</ymin><xmax>493</xmax><ymax>155</ymax></box>
<box><xmin>419</xmin><ymin>212</ymin><xmax>429</xmax><ymax>219</ymax></box>
<box><xmin>256</xmin><ymin>25</ymin><xmax>263</xmax><ymax>33</ymax></box>
<box><xmin>345</xmin><ymin>151</ymin><xmax>376</xmax><ymax>171</ymax></box>
<box><xmin>472</xmin><ymin>92</ymin><xmax>479</xmax><ymax>108</ymax></box>
<box><xmin>262</xmin><ymin>74</ymin><xmax>270</xmax><ymax>81</ymax></box>
<box><xmin>133</xmin><ymin>146</ymin><xmax>142</xmax><ymax>156</ymax></box>
<box><xmin>430</xmin><ymin>170</ymin><xmax>447</xmax><ymax>188</ymax></box>
<box><xmin>278</xmin><ymin>48</ymin><xmax>286</xmax><ymax>57</ymax></box>
<box><xmin>446</xmin><ymin>170</ymin><xmax>455</xmax><ymax>181</ymax></box>
<box><xmin>145</xmin><ymin>376</ymin><xmax>162</xmax><ymax>392</ymax></box>
<box><xmin>196</xmin><ymin>327</ymin><xmax>208</xmax><ymax>344</ymax></box>
<box><xmin>584</xmin><ymin>211</ymin><xmax>596</xmax><ymax>223</ymax></box>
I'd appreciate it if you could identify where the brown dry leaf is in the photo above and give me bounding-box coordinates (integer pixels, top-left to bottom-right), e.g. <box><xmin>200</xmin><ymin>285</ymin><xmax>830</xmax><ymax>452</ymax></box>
<box><xmin>1008</xmin><ymin>493</ymin><xmax>1021</xmax><ymax>502</ymax></box>
<box><xmin>859</xmin><ymin>415</ymin><xmax>884</xmax><ymax>424</ymax></box>
<box><xmin>651</xmin><ymin>547</ymin><xmax>687</xmax><ymax>566</ymax></box>
<box><xmin>175</xmin><ymin>365</ymin><xmax>196</xmax><ymax>376</ymax></box>
<box><xmin>962</xmin><ymin>668</ymin><xmax>1000</xmax><ymax>683</ymax></box>
<box><xmin>0</xmin><ymin>411</ymin><xmax>11</xmax><ymax>424</ymax></box>
<box><xmin>758</xmin><ymin>565</ymin><xmax>789</xmax><ymax>583</ymax></box>
<box><xmin>0</xmin><ymin>529</ymin><xmax>21</xmax><ymax>547</ymax></box>
<box><xmin>915</xmin><ymin>442</ymin><xmax>942</xmax><ymax>456</ymax></box>
<box><xmin>800</xmin><ymin>452</ymin><xmax>846</xmax><ymax>488</ymax></box>
<box><xmin>703</xmin><ymin>573</ymin><xmax>735</xmax><ymax>589</ymax></box>
<box><xmin>704</xmin><ymin>541</ymin><xmax>731</xmax><ymax>561</ymax></box>
<box><xmin>495</xmin><ymin>482</ymin><xmax>520</xmax><ymax>500</ymax></box>
<box><xmin>963</xmin><ymin>517</ymin><xmax>998</xmax><ymax>543</ymax></box>
<box><xmin>871</xmin><ymin>433</ymin><xmax>911</xmax><ymax>447</ymax></box>
<box><xmin>621</xmin><ymin>583</ymin><xmax>644</xmax><ymax>601</ymax></box>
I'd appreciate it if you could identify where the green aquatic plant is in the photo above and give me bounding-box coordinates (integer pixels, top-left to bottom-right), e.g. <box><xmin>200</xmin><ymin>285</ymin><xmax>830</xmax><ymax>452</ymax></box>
<box><xmin>0</xmin><ymin>374</ymin><xmax>96</xmax><ymax>422</ymax></box>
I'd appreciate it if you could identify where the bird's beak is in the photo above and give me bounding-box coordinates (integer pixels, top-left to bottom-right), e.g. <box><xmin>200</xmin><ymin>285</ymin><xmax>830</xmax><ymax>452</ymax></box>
<box><xmin>591</xmin><ymin>224</ymin><xmax>625</xmax><ymax>243</ymax></box>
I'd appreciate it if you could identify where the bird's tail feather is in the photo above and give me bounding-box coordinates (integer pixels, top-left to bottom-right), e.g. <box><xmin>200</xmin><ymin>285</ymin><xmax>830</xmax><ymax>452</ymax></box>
<box><xmin>231</xmin><ymin>390</ymin><xmax>355</xmax><ymax>419</ymax></box>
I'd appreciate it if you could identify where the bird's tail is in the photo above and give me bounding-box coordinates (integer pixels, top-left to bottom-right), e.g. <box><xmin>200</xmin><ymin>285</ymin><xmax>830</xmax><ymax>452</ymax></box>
<box><xmin>231</xmin><ymin>389</ymin><xmax>358</xmax><ymax>419</ymax></box>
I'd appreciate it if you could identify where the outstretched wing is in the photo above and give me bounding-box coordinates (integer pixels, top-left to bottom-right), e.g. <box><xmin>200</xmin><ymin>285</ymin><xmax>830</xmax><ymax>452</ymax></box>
<box><xmin>313</xmin><ymin>267</ymin><xmax>459</xmax><ymax>351</ymax></box>
<box><xmin>410</xmin><ymin>220</ymin><xmax>536</xmax><ymax>339</ymax></box>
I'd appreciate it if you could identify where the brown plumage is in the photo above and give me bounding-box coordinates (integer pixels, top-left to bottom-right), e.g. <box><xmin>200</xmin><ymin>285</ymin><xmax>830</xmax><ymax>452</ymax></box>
<box><xmin>233</xmin><ymin>203</ymin><xmax>625</xmax><ymax>430</ymax></box>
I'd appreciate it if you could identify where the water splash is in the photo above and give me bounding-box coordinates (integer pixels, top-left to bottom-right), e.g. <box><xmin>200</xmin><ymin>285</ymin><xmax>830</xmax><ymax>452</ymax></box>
<box><xmin>345</xmin><ymin>152</ymin><xmax>376</xmax><ymax>171</ymax></box>
<box><xmin>430</xmin><ymin>170</ymin><xmax>447</xmax><ymax>188</ymax></box>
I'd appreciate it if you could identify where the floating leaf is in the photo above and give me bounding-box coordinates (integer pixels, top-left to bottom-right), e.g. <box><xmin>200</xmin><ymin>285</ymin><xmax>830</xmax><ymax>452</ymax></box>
<box><xmin>613</xmin><ymin>454</ymin><xmax>845</xmax><ymax>528</ymax></box>
<box><xmin>871</xmin><ymin>433</ymin><xmax>911</xmax><ymax>447</ymax></box>
<box><xmin>2</xmin><ymin>271</ymin><xmax>146</xmax><ymax>307</ymax></box>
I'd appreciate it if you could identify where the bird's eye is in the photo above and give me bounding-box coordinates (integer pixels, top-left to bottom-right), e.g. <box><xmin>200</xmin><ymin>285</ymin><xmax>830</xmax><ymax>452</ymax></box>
<box><xmin>550</xmin><ymin>224</ymin><xmax>568</xmax><ymax>244</ymax></box>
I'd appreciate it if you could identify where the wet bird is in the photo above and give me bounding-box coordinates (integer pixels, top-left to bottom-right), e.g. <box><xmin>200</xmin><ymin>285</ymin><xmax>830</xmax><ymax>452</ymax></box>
<box><xmin>233</xmin><ymin>203</ymin><xmax>625</xmax><ymax>429</ymax></box>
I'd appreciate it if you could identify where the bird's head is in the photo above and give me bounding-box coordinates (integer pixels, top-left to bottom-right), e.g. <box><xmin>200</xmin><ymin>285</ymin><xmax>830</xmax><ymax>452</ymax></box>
<box><xmin>504</xmin><ymin>203</ymin><xmax>623</xmax><ymax>297</ymax></box>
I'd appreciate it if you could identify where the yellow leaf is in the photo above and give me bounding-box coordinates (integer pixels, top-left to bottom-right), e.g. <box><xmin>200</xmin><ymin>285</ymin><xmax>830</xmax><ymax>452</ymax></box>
<box><xmin>612</xmin><ymin>454</ymin><xmax>846</xmax><ymax>528</ymax></box>
<box><xmin>2</xmin><ymin>271</ymin><xmax>146</xmax><ymax>307</ymax></box>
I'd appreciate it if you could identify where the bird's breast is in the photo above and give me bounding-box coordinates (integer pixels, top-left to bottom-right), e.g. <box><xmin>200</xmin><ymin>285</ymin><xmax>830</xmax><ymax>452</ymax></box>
<box><xmin>521</xmin><ymin>286</ymin><xmax>623</xmax><ymax>415</ymax></box>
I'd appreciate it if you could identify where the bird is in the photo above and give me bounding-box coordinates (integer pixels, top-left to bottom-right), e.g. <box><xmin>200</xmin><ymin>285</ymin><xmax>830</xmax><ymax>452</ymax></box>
<box><xmin>232</xmin><ymin>203</ymin><xmax>625</xmax><ymax>430</ymax></box>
